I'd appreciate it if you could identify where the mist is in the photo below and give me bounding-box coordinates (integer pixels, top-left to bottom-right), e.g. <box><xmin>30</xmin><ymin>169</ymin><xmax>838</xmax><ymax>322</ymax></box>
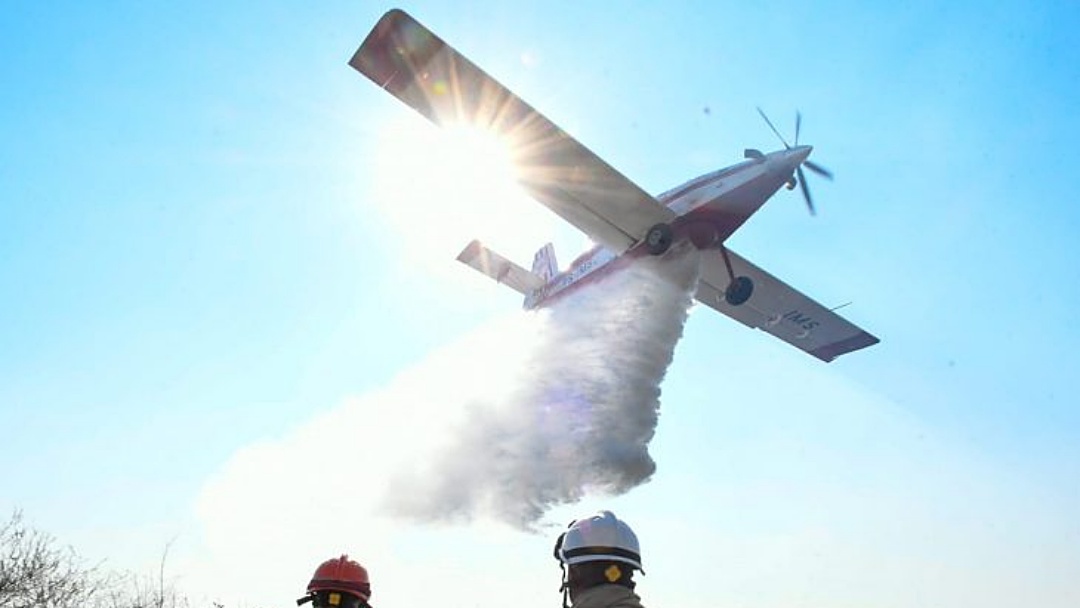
<box><xmin>192</xmin><ymin>242</ymin><xmax>701</xmax><ymax>604</ymax></box>
<box><xmin>384</xmin><ymin>243</ymin><xmax>701</xmax><ymax>528</ymax></box>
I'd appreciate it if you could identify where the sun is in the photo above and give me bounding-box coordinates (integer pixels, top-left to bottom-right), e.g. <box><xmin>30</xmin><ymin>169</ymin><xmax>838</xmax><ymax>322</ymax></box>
<box><xmin>369</xmin><ymin>113</ymin><xmax>560</xmax><ymax>278</ymax></box>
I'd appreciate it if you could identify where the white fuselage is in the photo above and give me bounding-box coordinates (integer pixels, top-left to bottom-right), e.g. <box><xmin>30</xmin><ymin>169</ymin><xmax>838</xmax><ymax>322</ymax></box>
<box><xmin>523</xmin><ymin>146</ymin><xmax>811</xmax><ymax>309</ymax></box>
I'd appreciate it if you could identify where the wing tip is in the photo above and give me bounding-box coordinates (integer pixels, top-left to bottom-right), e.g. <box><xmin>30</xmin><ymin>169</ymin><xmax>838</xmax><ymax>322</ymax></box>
<box><xmin>348</xmin><ymin>8</ymin><xmax>441</xmax><ymax>88</ymax></box>
<box><xmin>456</xmin><ymin>239</ymin><xmax>484</xmax><ymax>263</ymax></box>
<box><xmin>811</xmin><ymin>331</ymin><xmax>880</xmax><ymax>362</ymax></box>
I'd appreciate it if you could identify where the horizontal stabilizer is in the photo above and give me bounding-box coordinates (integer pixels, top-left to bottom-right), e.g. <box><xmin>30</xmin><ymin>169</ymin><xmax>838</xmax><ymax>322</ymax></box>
<box><xmin>456</xmin><ymin>240</ymin><xmax>546</xmax><ymax>295</ymax></box>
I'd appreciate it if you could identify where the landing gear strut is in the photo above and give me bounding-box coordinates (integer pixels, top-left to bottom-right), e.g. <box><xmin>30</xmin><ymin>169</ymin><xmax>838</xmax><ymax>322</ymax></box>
<box><xmin>719</xmin><ymin>246</ymin><xmax>754</xmax><ymax>306</ymax></box>
<box><xmin>644</xmin><ymin>222</ymin><xmax>673</xmax><ymax>256</ymax></box>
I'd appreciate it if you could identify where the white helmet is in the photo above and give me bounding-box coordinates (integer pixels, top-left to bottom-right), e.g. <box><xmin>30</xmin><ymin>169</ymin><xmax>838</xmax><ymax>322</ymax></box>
<box><xmin>556</xmin><ymin>510</ymin><xmax>642</xmax><ymax>571</ymax></box>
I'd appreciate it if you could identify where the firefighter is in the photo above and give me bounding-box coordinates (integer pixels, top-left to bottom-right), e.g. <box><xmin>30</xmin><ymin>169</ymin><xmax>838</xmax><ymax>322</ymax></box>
<box><xmin>297</xmin><ymin>555</ymin><xmax>373</xmax><ymax>608</ymax></box>
<box><xmin>553</xmin><ymin>511</ymin><xmax>647</xmax><ymax>608</ymax></box>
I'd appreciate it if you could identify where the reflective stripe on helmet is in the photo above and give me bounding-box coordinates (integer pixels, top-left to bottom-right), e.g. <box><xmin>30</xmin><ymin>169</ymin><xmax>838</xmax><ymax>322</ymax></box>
<box><xmin>561</xmin><ymin>545</ymin><xmax>641</xmax><ymax>564</ymax></box>
<box><xmin>308</xmin><ymin>579</ymin><xmax>371</xmax><ymax>598</ymax></box>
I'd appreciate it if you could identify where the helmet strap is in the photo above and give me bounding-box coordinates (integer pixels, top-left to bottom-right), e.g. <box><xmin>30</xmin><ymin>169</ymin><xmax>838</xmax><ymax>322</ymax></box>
<box><xmin>559</xmin><ymin>563</ymin><xmax>570</xmax><ymax>608</ymax></box>
<box><xmin>298</xmin><ymin>591</ymin><xmax>371</xmax><ymax>608</ymax></box>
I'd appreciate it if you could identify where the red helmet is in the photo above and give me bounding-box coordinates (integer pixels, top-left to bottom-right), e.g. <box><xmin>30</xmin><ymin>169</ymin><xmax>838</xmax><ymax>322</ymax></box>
<box><xmin>305</xmin><ymin>555</ymin><xmax>371</xmax><ymax>602</ymax></box>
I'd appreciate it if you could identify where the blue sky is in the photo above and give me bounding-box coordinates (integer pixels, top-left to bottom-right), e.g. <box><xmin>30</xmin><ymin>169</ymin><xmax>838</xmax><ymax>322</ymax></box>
<box><xmin>2</xmin><ymin>2</ymin><xmax>1079</xmax><ymax>607</ymax></box>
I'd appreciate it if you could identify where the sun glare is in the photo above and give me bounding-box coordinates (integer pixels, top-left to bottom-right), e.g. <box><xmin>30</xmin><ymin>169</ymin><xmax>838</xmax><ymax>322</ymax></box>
<box><xmin>370</xmin><ymin>114</ymin><xmax>560</xmax><ymax>279</ymax></box>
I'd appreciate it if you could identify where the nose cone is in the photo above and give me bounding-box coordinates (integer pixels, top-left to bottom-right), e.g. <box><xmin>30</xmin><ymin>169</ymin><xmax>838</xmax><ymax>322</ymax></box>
<box><xmin>790</xmin><ymin>145</ymin><xmax>813</xmax><ymax>166</ymax></box>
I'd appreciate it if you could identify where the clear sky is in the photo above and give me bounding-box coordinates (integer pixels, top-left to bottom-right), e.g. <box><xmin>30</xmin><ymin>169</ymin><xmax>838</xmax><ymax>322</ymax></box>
<box><xmin>2</xmin><ymin>1</ymin><xmax>1079</xmax><ymax>607</ymax></box>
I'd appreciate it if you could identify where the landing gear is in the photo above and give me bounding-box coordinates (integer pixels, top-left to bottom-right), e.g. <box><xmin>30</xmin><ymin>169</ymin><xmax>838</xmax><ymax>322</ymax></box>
<box><xmin>719</xmin><ymin>246</ymin><xmax>754</xmax><ymax>306</ymax></box>
<box><xmin>724</xmin><ymin>276</ymin><xmax>754</xmax><ymax>305</ymax></box>
<box><xmin>644</xmin><ymin>223</ymin><xmax>673</xmax><ymax>255</ymax></box>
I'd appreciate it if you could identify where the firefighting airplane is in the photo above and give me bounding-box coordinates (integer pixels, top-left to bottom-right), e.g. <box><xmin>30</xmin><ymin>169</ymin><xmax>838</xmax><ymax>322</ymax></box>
<box><xmin>350</xmin><ymin>9</ymin><xmax>879</xmax><ymax>362</ymax></box>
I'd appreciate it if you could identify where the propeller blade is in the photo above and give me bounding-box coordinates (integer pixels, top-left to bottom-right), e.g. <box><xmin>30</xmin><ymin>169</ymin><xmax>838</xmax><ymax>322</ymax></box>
<box><xmin>794</xmin><ymin>111</ymin><xmax>802</xmax><ymax>146</ymax></box>
<box><xmin>757</xmin><ymin>106</ymin><xmax>790</xmax><ymax>149</ymax></box>
<box><xmin>804</xmin><ymin>160</ymin><xmax>834</xmax><ymax>180</ymax></box>
<box><xmin>797</xmin><ymin>166</ymin><xmax>816</xmax><ymax>216</ymax></box>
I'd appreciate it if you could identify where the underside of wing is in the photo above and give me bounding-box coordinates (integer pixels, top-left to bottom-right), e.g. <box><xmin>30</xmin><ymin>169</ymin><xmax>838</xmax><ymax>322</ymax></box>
<box><xmin>695</xmin><ymin>249</ymin><xmax>879</xmax><ymax>362</ymax></box>
<box><xmin>350</xmin><ymin>9</ymin><xmax>674</xmax><ymax>253</ymax></box>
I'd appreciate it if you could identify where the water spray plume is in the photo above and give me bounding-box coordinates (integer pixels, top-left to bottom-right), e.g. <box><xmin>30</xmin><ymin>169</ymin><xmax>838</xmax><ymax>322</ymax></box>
<box><xmin>384</xmin><ymin>244</ymin><xmax>700</xmax><ymax>528</ymax></box>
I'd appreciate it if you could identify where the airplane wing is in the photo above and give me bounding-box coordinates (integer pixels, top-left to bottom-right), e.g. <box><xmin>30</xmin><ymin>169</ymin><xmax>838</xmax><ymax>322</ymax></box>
<box><xmin>350</xmin><ymin>9</ymin><xmax>675</xmax><ymax>254</ymax></box>
<box><xmin>695</xmin><ymin>249</ymin><xmax>879</xmax><ymax>362</ymax></box>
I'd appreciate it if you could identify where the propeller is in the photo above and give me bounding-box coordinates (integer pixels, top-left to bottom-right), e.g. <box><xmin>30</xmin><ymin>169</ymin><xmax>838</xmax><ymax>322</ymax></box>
<box><xmin>757</xmin><ymin>107</ymin><xmax>833</xmax><ymax>215</ymax></box>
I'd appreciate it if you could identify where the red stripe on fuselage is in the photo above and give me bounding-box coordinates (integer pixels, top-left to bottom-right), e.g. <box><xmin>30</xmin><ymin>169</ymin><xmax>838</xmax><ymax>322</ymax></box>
<box><xmin>525</xmin><ymin>242</ymin><xmax>661</xmax><ymax>309</ymax></box>
<box><xmin>527</xmin><ymin>157</ymin><xmax>789</xmax><ymax>309</ymax></box>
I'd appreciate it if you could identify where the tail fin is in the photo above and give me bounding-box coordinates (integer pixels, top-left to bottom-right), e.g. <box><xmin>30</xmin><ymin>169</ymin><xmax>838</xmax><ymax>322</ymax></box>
<box><xmin>531</xmin><ymin>243</ymin><xmax>558</xmax><ymax>282</ymax></box>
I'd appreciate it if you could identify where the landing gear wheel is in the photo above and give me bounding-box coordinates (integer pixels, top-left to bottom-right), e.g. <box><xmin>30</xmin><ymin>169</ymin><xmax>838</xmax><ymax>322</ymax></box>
<box><xmin>724</xmin><ymin>276</ymin><xmax>754</xmax><ymax>306</ymax></box>
<box><xmin>644</xmin><ymin>223</ymin><xmax>673</xmax><ymax>256</ymax></box>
